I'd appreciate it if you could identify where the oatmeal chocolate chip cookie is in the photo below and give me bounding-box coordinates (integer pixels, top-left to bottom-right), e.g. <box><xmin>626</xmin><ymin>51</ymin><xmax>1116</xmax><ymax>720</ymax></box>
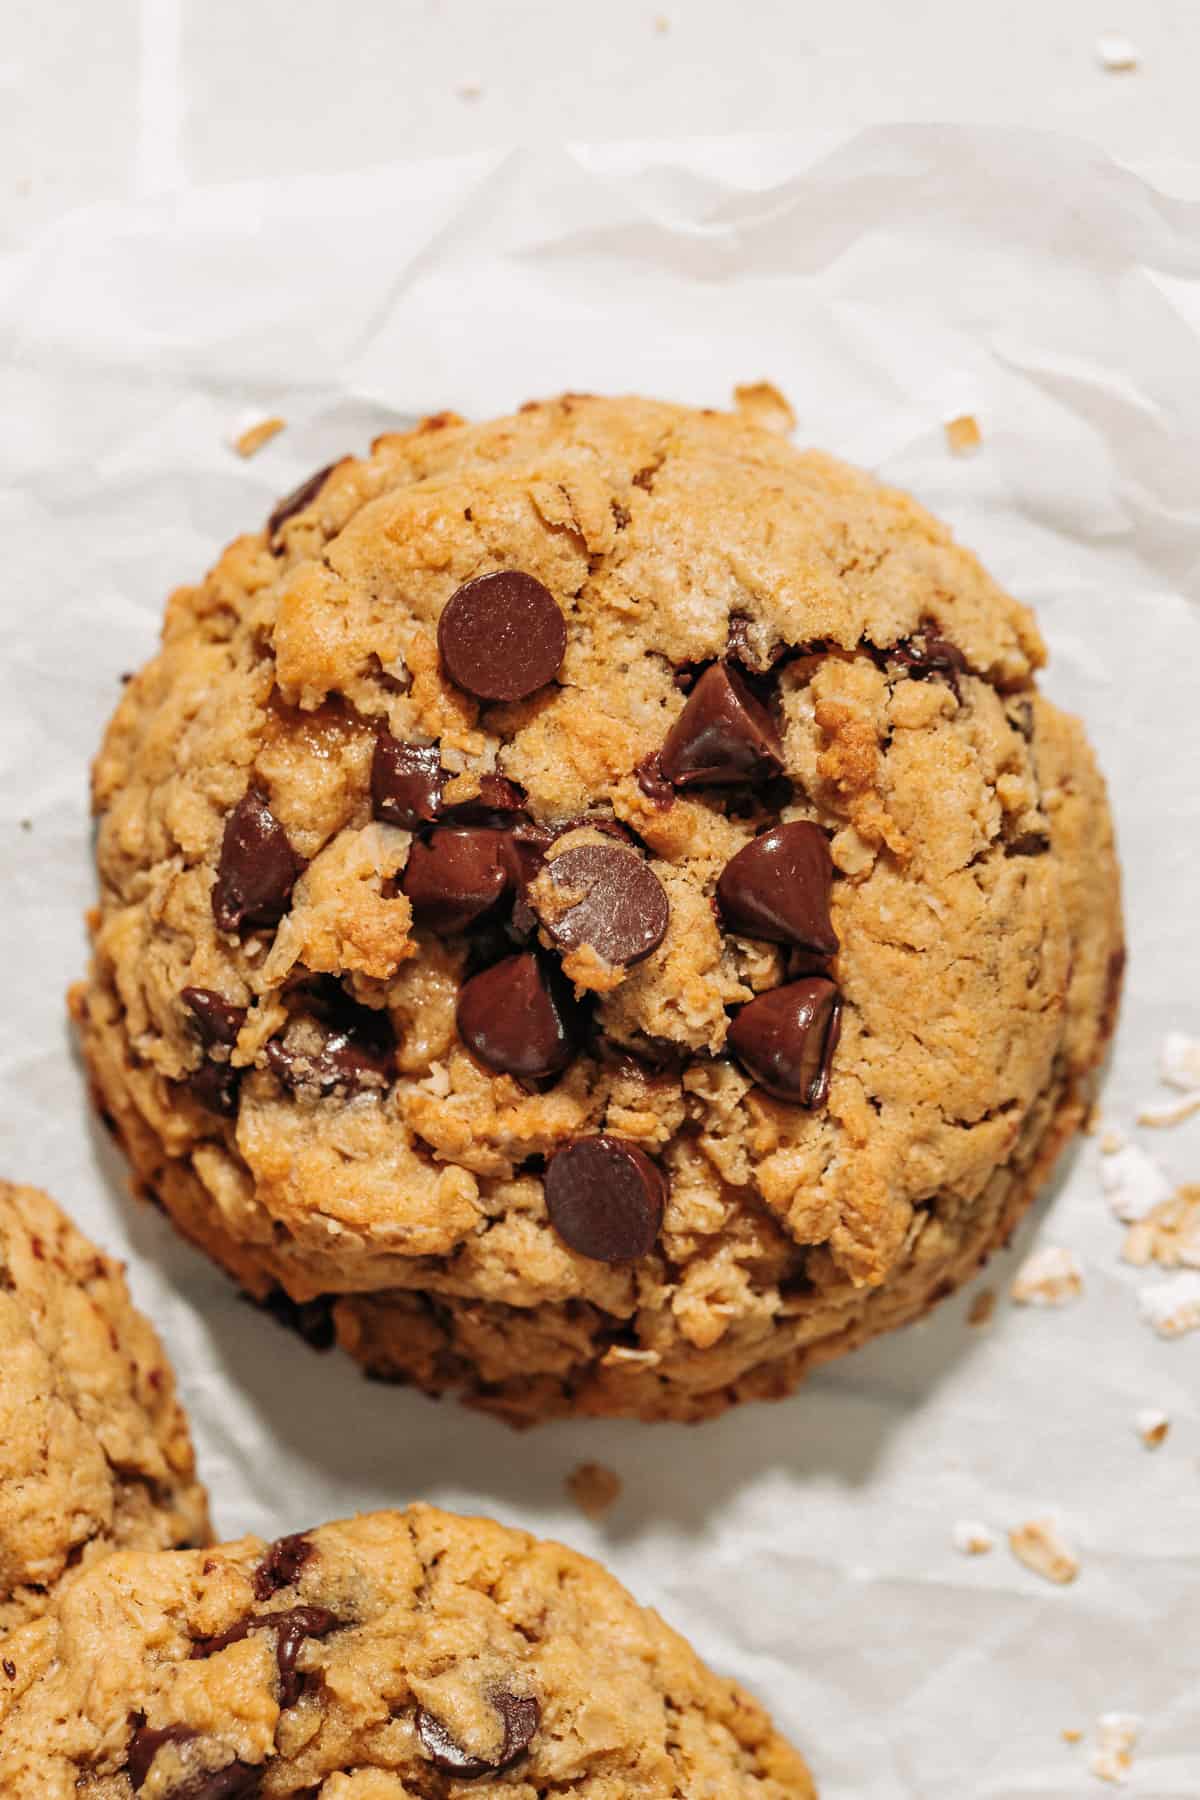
<box><xmin>0</xmin><ymin>1505</ymin><xmax>816</xmax><ymax>1798</ymax></box>
<box><xmin>72</xmin><ymin>392</ymin><xmax>1123</xmax><ymax>1423</ymax></box>
<box><xmin>0</xmin><ymin>1182</ymin><xmax>210</xmax><ymax>1635</ymax></box>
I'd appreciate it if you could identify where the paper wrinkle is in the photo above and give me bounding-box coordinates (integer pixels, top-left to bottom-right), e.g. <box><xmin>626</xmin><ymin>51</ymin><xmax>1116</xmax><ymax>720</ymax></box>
<box><xmin>1</xmin><ymin>125</ymin><xmax>1199</xmax><ymax>1797</ymax></box>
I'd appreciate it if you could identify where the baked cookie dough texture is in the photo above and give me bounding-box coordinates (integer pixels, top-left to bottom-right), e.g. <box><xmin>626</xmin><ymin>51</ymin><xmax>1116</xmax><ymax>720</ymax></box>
<box><xmin>0</xmin><ymin>1181</ymin><xmax>209</xmax><ymax>1635</ymax></box>
<box><xmin>74</xmin><ymin>394</ymin><xmax>1123</xmax><ymax>1424</ymax></box>
<box><xmin>0</xmin><ymin>1505</ymin><xmax>815</xmax><ymax>1798</ymax></box>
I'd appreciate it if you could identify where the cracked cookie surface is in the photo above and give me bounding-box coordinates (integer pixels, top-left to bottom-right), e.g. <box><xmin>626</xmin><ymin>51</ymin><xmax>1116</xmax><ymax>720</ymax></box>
<box><xmin>0</xmin><ymin>1181</ymin><xmax>210</xmax><ymax>1636</ymax></box>
<box><xmin>0</xmin><ymin>1504</ymin><xmax>815</xmax><ymax>1798</ymax></box>
<box><xmin>73</xmin><ymin>393</ymin><xmax>1123</xmax><ymax>1423</ymax></box>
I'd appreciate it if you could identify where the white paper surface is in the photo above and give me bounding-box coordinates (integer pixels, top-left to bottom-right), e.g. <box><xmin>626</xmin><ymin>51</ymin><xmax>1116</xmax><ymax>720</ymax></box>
<box><xmin>1</xmin><ymin>125</ymin><xmax>1198</xmax><ymax>1796</ymax></box>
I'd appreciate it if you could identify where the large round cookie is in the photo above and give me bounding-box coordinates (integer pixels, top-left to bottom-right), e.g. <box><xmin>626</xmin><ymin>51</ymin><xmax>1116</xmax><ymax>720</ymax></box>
<box><xmin>0</xmin><ymin>1181</ymin><xmax>210</xmax><ymax>1635</ymax></box>
<box><xmin>0</xmin><ymin>1503</ymin><xmax>815</xmax><ymax>1797</ymax></box>
<box><xmin>74</xmin><ymin>393</ymin><xmax>1123</xmax><ymax>1423</ymax></box>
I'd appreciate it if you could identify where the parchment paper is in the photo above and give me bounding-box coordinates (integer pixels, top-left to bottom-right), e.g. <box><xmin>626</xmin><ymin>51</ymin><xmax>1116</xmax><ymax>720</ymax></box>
<box><xmin>1</xmin><ymin>125</ymin><xmax>1197</xmax><ymax>1796</ymax></box>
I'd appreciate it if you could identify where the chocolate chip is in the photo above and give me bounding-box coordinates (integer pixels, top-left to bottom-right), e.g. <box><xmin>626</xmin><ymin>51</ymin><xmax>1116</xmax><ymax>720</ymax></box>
<box><xmin>257</xmin><ymin>1289</ymin><xmax>336</xmax><ymax>1352</ymax></box>
<box><xmin>537</xmin><ymin>842</ymin><xmax>668</xmax><ymax>967</ymax></box>
<box><xmin>887</xmin><ymin>627</ymin><xmax>969</xmax><ymax>696</ymax></box>
<box><xmin>253</xmin><ymin>1531</ymin><xmax>314</xmax><ymax>1600</ymax></box>
<box><xmin>441</xmin><ymin>772</ymin><xmax>528</xmax><ymax>824</ymax></box>
<box><xmin>456</xmin><ymin>951</ymin><xmax>584</xmax><ymax>1082</ymax></box>
<box><xmin>2</xmin><ymin>1659</ymin><xmax>15</xmax><ymax>1680</ymax></box>
<box><xmin>726</xmin><ymin>977</ymin><xmax>842</xmax><ymax>1107</ymax></box>
<box><xmin>401</xmin><ymin>828</ymin><xmax>514</xmax><ymax>932</ymax></box>
<box><xmin>181</xmin><ymin>988</ymin><xmax>247</xmax><ymax>1049</ymax></box>
<box><xmin>415</xmin><ymin>1686</ymin><xmax>540</xmax><ymax>1780</ymax></box>
<box><xmin>634</xmin><ymin>751</ymin><xmax>675</xmax><ymax>809</ymax></box>
<box><xmin>544</xmin><ymin>1135</ymin><xmax>667</xmax><ymax>1262</ymax></box>
<box><xmin>1005</xmin><ymin>831</ymin><xmax>1050</xmax><ymax>857</ymax></box>
<box><xmin>127</xmin><ymin>1725</ymin><xmax>259</xmax><ymax>1800</ymax></box>
<box><xmin>267</xmin><ymin>463</ymin><xmax>336</xmax><ymax>543</ymax></box>
<box><xmin>212</xmin><ymin>787</ymin><xmax>305</xmax><ymax>934</ymax></box>
<box><xmin>658</xmin><ymin>662</ymin><xmax>783</xmax><ymax>787</ymax></box>
<box><xmin>128</xmin><ymin>1721</ymin><xmax>196</xmax><ymax>1789</ymax></box>
<box><xmin>193</xmin><ymin>1606</ymin><xmax>338</xmax><ymax>1709</ymax></box>
<box><xmin>182</xmin><ymin>1061</ymin><xmax>241</xmax><ymax>1118</ymax></box>
<box><xmin>437</xmin><ymin>570</ymin><xmax>566</xmax><ymax>703</ymax></box>
<box><xmin>173</xmin><ymin>1764</ymin><xmax>261</xmax><ymax>1800</ymax></box>
<box><xmin>370</xmin><ymin>735</ymin><xmax>448</xmax><ymax>829</ymax></box>
<box><xmin>265</xmin><ymin>992</ymin><xmax>395</xmax><ymax>1094</ymax></box>
<box><xmin>716</xmin><ymin>821</ymin><xmax>838</xmax><ymax>956</ymax></box>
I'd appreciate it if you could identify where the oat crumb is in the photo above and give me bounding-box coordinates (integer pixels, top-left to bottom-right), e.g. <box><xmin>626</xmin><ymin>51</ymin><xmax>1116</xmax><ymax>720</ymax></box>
<box><xmin>1098</xmin><ymin>1123</ymin><xmax>1126</xmax><ymax>1154</ymax></box>
<box><xmin>1095</xmin><ymin>34</ymin><xmax>1140</xmax><ymax>72</ymax></box>
<box><xmin>1009</xmin><ymin>1517</ymin><xmax>1080</xmax><ymax>1585</ymax></box>
<box><xmin>654</xmin><ymin>12</ymin><xmax>672</xmax><ymax>31</ymax></box>
<box><xmin>733</xmin><ymin>381</ymin><xmax>796</xmax><ymax>435</ymax></box>
<box><xmin>1124</xmin><ymin>1187</ymin><xmax>1200</xmax><ymax>1268</ymax></box>
<box><xmin>1089</xmin><ymin>1712</ymin><xmax>1141</xmax><ymax>1784</ymax></box>
<box><xmin>1133</xmin><ymin>1406</ymin><xmax>1169</xmax><ymax>1448</ymax></box>
<box><xmin>1010</xmin><ymin>1245</ymin><xmax>1083</xmax><ymax>1307</ymax></box>
<box><xmin>1138</xmin><ymin>1271</ymin><xmax>1200</xmax><ymax>1339</ymax></box>
<box><xmin>456</xmin><ymin>75</ymin><xmax>484</xmax><ymax>99</ymax></box>
<box><xmin>944</xmin><ymin>413</ymin><xmax>982</xmax><ymax>455</ymax></box>
<box><xmin>1160</xmin><ymin>1031</ymin><xmax>1200</xmax><ymax>1092</ymax></box>
<box><xmin>566</xmin><ymin>1461</ymin><xmax>622</xmax><ymax>1520</ymax></box>
<box><xmin>230</xmin><ymin>414</ymin><xmax>285</xmax><ymax>458</ymax></box>
<box><xmin>1063</xmin><ymin>1727</ymin><xmax>1083</xmax><ymax>1744</ymax></box>
<box><xmin>967</xmin><ymin>1286</ymin><xmax>996</xmax><ymax>1327</ymax></box>
<box><xmin>952</xmin><ymin>1519</ymin><xmax>995</xmax><ymax>1555</ymax></box>
<box><xmin>1101</xmin><ymin>1142</ymin><xmax>1173</xmax><ymax>1223</ymax></box>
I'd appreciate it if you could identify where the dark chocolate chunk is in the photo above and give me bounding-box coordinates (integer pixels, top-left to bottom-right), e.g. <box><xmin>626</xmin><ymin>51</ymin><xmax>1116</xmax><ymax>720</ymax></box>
<box><xmin>181</xmin><ymin>988</ymin><xmax>247</xmax><ymax>1049</ymax></box>
<box><xmin>440</xmin><ymin>772</ymin><xmax>528</xmax><ymax>825</ymax></box>
<box><xmin>370</xmin><ymin>735</ymin><xmax>448</xmax><ymax>829</ymax></box>
<box><xmin>634</xmin><ymin>752</ymin><xmax>675</xmax><ymax>809</ymax></box>
<box><xmin>1005</xmin><ymin>831</ymin><xmax>1050</xmax><ymax>857</ymax></box>
<box><xmin>193</xmin><ymin>1607</ymin><xmax>338</xmax><ymax>1709</ymax></box>
<box><xmin>658</xmin><ymin>663</ymin><xmax>783</xmax><ymax>787</ymax></box>
<box><xmin>128</xmin><ymin>1721</ymin><xmax>196</xmax><ymax>1789</ymax></box>
<box><xmin>716</xmin><ymin>821</ymin><xmax>838</xmax><ymax>956</ymax></box>
<box><xmin>182</xmin><ymin>1061</ymin><xmax>242</xmax><ymax>1119</ymax></box>
<box><xmin>888</xmin><ymin>627</ymin><xmax>969</xmax><ymax>696</ymax></box>
<box><xmin>415</xmin><ymin>1686</ymin><xmax>540</xmax><ymax>1779</ymax></box>
<box><xmin>537</xmin><ymin>842</ymin><xmax>668</xmax><ymax>967</ymax></box>
<box><xmin>173</xmin><ymin>1764</ymin><xmax>261</xmax><ymax>1800</ymax></box>
<box><xmin>437</xmin><ymin>570</ymin><xmax>566</xmax><ymax>703</ymax></box>
<box><xmin>545</xmin><ymin>1135</ymin><xmax>667</xmax><ymax>1262</ymax></box>
<box><xmin>253</xmin><ymin>1532</ymin><xmax>314</xmax><ymax>1600</ymax></box>
<box><xmin>128</xmin><ymin>1721</ymin><xmax>260</xmax><ymax>1800</ymax></box>
<box><xmin>726</xmin><ymin>976</ymin><xmax>842</xmax><ymax>1107</ymax></box>
<box><xmin>491</xmin><ymin>1689</ymin><xmax>540</xmax><ymax>1763</ymax></box>
<box><xmin>401</xmin><ymin>828</ymin><xmax>513</xmax><ymax>931</ymax></box>
<box><xmin>257</xmin><ymin>1289</ymin><xmax>336</xmax><ymax>1352</ymax></box>
<box><xmin>265</xmin><ymin>991</ymin><xmax>395</xmax><ymax>1094</ymax></box>
<box><xmin>456</xmin><ymin>951</ymin><xmax>583</xmax><ymax>1082</ymax></box>
<box><xmin>267</xmin><ymin>463</ymin><xmax>336</xmax><ymax>543</ymax></box>
<box><xmin>212</xmin><ymin>787</ymin><xmax>305</xmax><ymax>934</ymax></box>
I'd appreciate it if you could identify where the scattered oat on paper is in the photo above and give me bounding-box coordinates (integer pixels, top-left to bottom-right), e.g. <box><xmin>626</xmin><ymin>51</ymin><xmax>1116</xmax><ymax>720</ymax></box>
<box><xmin>733</xmin><ymin>380</ymin><xmax>796</xmax><ymax>435</ymax></box>
<box><xmin>230</xmin><ymin>414</ymin><xmax>285</xmax><ymax>458</ymax></box>
<box><xmin>1100</xmin><ymin>1142</ymin><xmax>1174</xmax><ymax>1223</ymax></box>
<box><xmin>952</xmin><ymin>1519</ymin><xmax>995</xmax><ymax>1555</ymax></box>
<box><xmin>1010</xmin><ymin>1245</ymin><xmax>1083</xmax><ymax>1306</ymax></box>
<box><xmin>1133</xmin><ymin>1406</ymin><xmax>1170</xmax><ymax>1448</ymax></box>
<box><xmin>1160</xmin><ymin>1031</ymin><xmax>1200</xmax><ymax>1091</ymax></box>
<box><xmin>967</xmin><ymin>1287</ymin><xmax>996</xmax><ymax>1327</ymax></box>
<box><xmin>565</xmin><ymin>1461</ymin><xmax>623</xmax><ymax>1520</ymax></box>
<box><xmin>1089</xmin><ymin>1712</ymin><xmax>1141</xmax><ymax>1785</ymax></box>
<box><xmin>1138</xmin><ymin>1271</ymin><xmax>1200</xmax><ymax>1339</ymax></box>
<box><xmin>653</xmin><ymin>11</ymin><xmax>672</xmax><ymax>32</ymax></box>
<box><xmin>944</xmin><ymin>413</ymin><xmax>982</xmax><ymax>455</ymax></box>
<box><xmin>1137</xmin><ymin>1091</ymin><xmax>1200</xmax><ymax>1127</ymax></box>
<box><xmin>455</xmin><ymin>75</ymin><xmax>484</xmax><ymax>100</ymax></box>
<box><xmin>1009</xmin><ymin>1517</ymin><xmax>1080</xmax><ymax>1585</ymax></box>
<box><xmin>1095</xmin><ymin>34</ymin><xmax>1140</xmax><ymax>73</ymax></box>
<box><xmin>1098</xmin><ymin>1123</ymin><xmax>1126</xmax><ymax>1155</ymax></box>
<box><xmin>1062</xmin><ymin>1727</ymin><xmax>1083</xmax><ymax>1745</ymax></box>
<box><xmin>1123</xmin><ymin>1186</ymin><xmax>1200</xmax><ymax>1268</ymax></box>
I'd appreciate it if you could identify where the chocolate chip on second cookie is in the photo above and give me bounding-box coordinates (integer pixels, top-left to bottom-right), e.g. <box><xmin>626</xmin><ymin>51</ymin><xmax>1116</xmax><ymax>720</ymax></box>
<box><xmin>537</xmin><ymin>842</ymin><xmax>669</xmax><ymax>967</ymax></box>
<box><xmin>658</xmin><ymin>662</ymin><xmax>783</xmax><ymax>787</ymax></box>
<box><xmin>716</xmin><ymin>821</ymin><xmax>838</xmax><ymax>956</ymax></box>
<box><xmin>212</xmin><ymin>787</ymin><xmax>305</xmax><ymax>935</ymax></box>
<box><xmin>727</xmin><ymin>977</ymin><xmax>842</xmax><ymax>1107</ymax></box>
<box><xmin>456</xmin><ymin>951</ymin><xmax>584</xmax><ymax>1082</ymax></box>
<box><xmin>437</xmin><ymin>570</ymin><xmax>566</xmax><ymax>703</ymax></box>
<box><xmin>545</xmin><ymin>1135</ymin><xmax>667</xmax><ymax>1262</ymax></box>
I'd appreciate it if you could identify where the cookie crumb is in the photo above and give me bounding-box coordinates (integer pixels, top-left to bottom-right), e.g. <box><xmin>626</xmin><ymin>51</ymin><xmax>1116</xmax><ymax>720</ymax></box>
<box><xmin>952</xmin><ymin>1519</ymin><xmax>995</xmax><ymax>1555</ymax></box>
<box><xmin>1123</xmin><ymin>1186</ymin><xmax>1200</xmax><ymax>1268</ymax></box>
<box><xmin>1063</xmin><ymin>1727</ymin><xmax>1083</xmax><ymax>1744</ymax></box>
<box><xmin>1100</xmin><ymin>1143</ymin><xmax>1173</xmax><ymax>1222</ymax></box>
<box><xmin>1099</xmin><ymin>1123</ymin><xmax>1126</xmax><ymax>1155</ymax></box>
<box><xmin>967</xmin><ymin>1287</ymin><xmax>995</xmax><ymax>1327</ymax></box>
<box><xmin>566</xmin><ymin>1461</ymin><xmax>622</xmax><ymax>1520</ymax></box>
<box><xmin>1010</xmin><ymin>1245</ymin><xmax>1083</xmax><ymax>1307</ymax></box>
<box><xmin>1133</xmin><ymin>1406</ymin><xmax>1169</xmax><ymax>1448</ymax></box>
<box><xmin>733</xmin><ymin>381</ymin><xmax>796</xmax><ymax>435</ymax></box>
<box><xmin>231</xmin><ymin>414</ymin><xmax>286</xmax><ymax>458</ymax></box>
<box><xmin>1160</xmin><ymin>1031</ymin><xmax>1200</xmax><ymax>1092</ymax></box>
<box><xmin>1008</xmin><ymin>1517</ymin><xmax>1080</xmax><ymax>1585</ymax></box>
<box><xmin>1138</xmin><ymin>1272</ymin><xmax>1200</xmax><ymax>1339</ymax></box>
<box><xmin>1089</xmin><ymin>1712</ymin><xmax>1141</xmax><ymax>1784</ymax></box>
<box><xmin>19</xmin><ymin>817</ymin><xmax>32</xmax><ymax>833</ymax></box>
<box><xmin>1095</xmin><ymin>34</ymin><xmax>1139</xmax><ymax>72</ymax></box>
<box><xmin>654</xmin><ymin>12</ymin><xmax>672</xmax><ymax>31</ymax></box>
<box><xmin>1137</xmin><ymin>1092</ymin><xmax>1200</xmax><ymax>1127</ymax></box>
<box><xmin>456</xmin><ymin>75</ymin><xmax>484</xmax><ymax>100</ymax></box>
<box><xmin>944</xmin><ymin>413</ymin><xmax>982</xmax><ymax>456</ymax></box>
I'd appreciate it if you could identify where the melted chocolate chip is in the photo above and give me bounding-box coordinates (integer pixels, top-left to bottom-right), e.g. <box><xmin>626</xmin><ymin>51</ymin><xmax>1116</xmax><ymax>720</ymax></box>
<box><xmin>253</xmin><ymin>1532</ymin><xmax>314</xmax><ymax>1600</ymax></box>
<box><xmin>716</xmin><ymin>821</ymin><xmax>838</xmax><ymax>956</ymax></box>
<box><xmin>257</xmin><ymin>1289</ymin><xmax>336</xmax><ymax>1352</ymax></box>
<box><xmin>456</xmin><ymin>951</ymin><xmax>584</xmax><ymax>1083</ymax></box>
<box><xmin>173</xmin><ymin>1764</ymin><xmax>261</xmax><ymax>1800</ymax></box>
<box><xmin>888</xmin><ymin>627</ymin><xmax>969</xmax><ymax>696</ymax></box>
<box><xmin>267</xmin><ymin>463</ymin><xmax>336</xmax><ymax>543</ymax></box>
<box><xmin>415</xmin><ymin>1686</ymin><xmax>540</xmax><ymax>1779</ymax></box>
<box><xmin>193</xmin><ymin>1606</ymin><xmax>338</xmax><ymax>1708</ymax></box>
<box><xmin>370</xmin><ymin>735</ymin><xmax>448</xmax><ymax>829</ymax></box>
<box><xmin>402</xmin><ymin>828</ymin><xmax>515</xmax><ymax>931</ymax></box>
<box><xmin>440</xmin><ymin>773</ymin><xmax>528</xmax><ymax>825</ymax></box>
<box><xmin>727</xmin><ymin>977</ymin><xmax>842</xmax><ymax>1107</ymax></box>
<box><xmin>437</xmin><ymin>570</ymin><xmax>566</xmax><ymax>703</ymax></box>
<box><xmin>182</xmin><ymin>1061</ymin><xmax>241</xmax><ymax>1118</ymax></box>
<box><xmin>181</xmin><ymin>988</ymin><xmax>247</xmax><ymax>1049</ymax></box>
<box><xmin>545</xmin><ymin>1135</ymin><xmax>667</xmax><ymax>1262</ymax></box>
<box><xmin>634</xmin><ymin>752</ymin><xmax>675</xmax><ymax>809</ymax></box>
<box><xmin>212</xmin><ymin>787</ymin><xmax>305</xmax><ymax>934</ymax></box>
<box><xmin>1005</xmin><ymin>831</ymin><xmax>1051</xmax><ymax>857</ymax></box>
<box><xmin>265</xmin><ymin>993</ymin><xmax>395</xmax><ymax>1095</ymax></box>
<box><xmin>128</xmin><ymin>1721</ymin><xmax>196</xmax><ymax>1788</ymax></box>
<box><xmin>658</xmin><ymin>662</ymin><xmax>783</xmax><ymax>787</ymax></box>
<box><xmin>538</xmin><ymin>842</ymin><xmax>669</xmax><ymax>967</ymax></box>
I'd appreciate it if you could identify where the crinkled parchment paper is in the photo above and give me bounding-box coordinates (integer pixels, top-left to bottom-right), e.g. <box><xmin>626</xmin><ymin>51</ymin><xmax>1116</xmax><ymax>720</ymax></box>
<box><xmin>1</xmin><ymin>126</ymin><xmax>1198</xmax><ymax>1795</ymax></box>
